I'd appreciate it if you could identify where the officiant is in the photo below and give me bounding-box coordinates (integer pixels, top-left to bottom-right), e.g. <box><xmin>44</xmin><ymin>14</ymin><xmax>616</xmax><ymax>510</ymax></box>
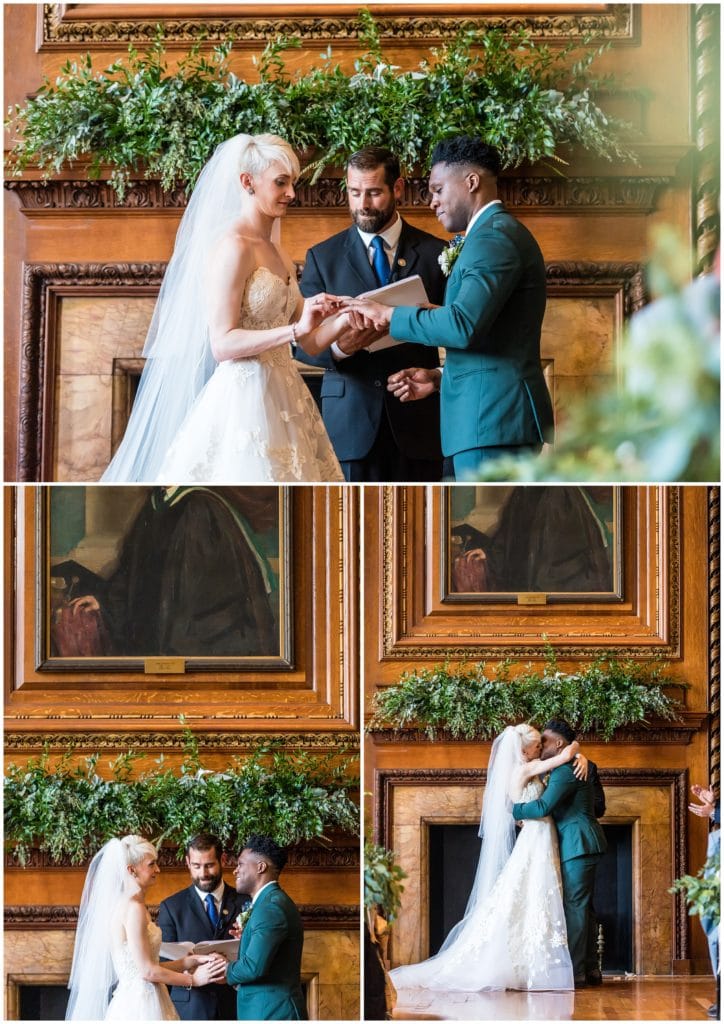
<box><xmin>157</xmin><ymin>833</ymin><xmax>247</xmax><ymax>1020</ymax></box>
<box><xmin>296</xmin><ymin>146</ymin><xmax>447</xmax><ymax>482</ymax></box>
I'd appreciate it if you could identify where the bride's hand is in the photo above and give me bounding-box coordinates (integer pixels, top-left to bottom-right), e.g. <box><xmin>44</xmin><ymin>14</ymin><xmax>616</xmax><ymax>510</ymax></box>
<box><xmin>190</xmin><ymin>957</ymin><xmax>229</xmax><ymax>986</ymax></box>
<box><xmin>296</xmin><ymin>293</ymin><xmax>343</xmax><ymax>336</ymax></box>
<box><xmin>572</xmin><ymin>753</ymin><xmax>589</xmax><ymax>781</ymax></box>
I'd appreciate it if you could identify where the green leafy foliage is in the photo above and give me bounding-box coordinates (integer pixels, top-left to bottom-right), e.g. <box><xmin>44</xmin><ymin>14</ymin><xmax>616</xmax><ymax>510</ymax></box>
<box><xmin>474</xmin><ymin>228</ymin><xmax>720</xmax><ymax>482</ymax></box>
<box><xmin>367</xmin><ymin>650</ymin><xmax>685</xmax><ymax>742</ymax></box>
<box><xmin>6</xmin><ymin>14</ymin><xmax>635</xmax><ymax>197</ymax></box>
<box><xmin>364</xmin><ymin>840</ymin><xmax>407</xmax><ymax>921</ymax></box>
<box><xmin>670</xmin><ymin>848</ymin><xmax>720</xmax><ymax>927</ymax></box>
<box><xmin>4</xmin><ymin>727</ymin><xmax>359</xmax><ymax>866</ymax></box>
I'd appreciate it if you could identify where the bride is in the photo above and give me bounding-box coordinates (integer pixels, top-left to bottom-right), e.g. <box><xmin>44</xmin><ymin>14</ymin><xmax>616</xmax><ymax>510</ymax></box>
<box><xmin>102</xmin><ymin>133</ymin><xmax>354</xmax><ymax>482</ymax></box>
<box><xmin>66</xmin><ymin>834</ymin><xmax>228</xmax><ymax>1019</ymax></box>
<box><xmin>390</xmin><ymin>724</ymin><xmax>586</xmax><ymax>993</ymax></box>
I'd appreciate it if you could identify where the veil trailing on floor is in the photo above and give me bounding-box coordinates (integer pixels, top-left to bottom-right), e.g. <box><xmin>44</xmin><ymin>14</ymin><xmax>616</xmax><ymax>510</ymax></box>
<box><xmin>101</xmin><ymin>134</ymin><xmax>280</xmax><ymax>482</ymax></box>
<box><xmin>66</xmin><ymin>838</ymin><xmax>129</xmax><ymax>1020</ymax></box>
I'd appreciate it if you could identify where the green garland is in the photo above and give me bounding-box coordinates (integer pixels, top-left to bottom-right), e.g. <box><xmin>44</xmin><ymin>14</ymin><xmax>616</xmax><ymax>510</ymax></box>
<box><xmin>368</xmin><ymin>651</ymin><xmax>685</xmax><ymax>741</ymax></box>
<box><xmin>3</xmin><ymin>728</ymin><xmax>359</xmax><ymax>866</ymax></box>
<box><xmin>6</xmin><ymin>11</ymin><xmax>635</xmax><ymax>198</ymax></box>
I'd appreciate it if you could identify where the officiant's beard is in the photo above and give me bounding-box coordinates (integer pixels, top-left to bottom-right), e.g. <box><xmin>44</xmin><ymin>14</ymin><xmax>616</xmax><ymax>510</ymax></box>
<box><xmin>351</xmin><ymin>201</ymin><xmax>396</xmax><ymax>235</ymax></box>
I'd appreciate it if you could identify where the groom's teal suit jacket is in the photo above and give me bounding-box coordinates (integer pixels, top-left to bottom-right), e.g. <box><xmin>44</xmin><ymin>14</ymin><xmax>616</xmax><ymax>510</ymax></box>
<box><xmin>226</xmin><ymin>881</ymin><xmax>307</xmax><ymax>1021</ymax></box>
<box><xmin>389</xmin><ymin>203</ymin><xmax>554</xmax><ymax>457</ymax></box>
<box><xmin>512</xmin><ymin>763</ymin><xmax>607</xmax><ymax>861</ymax></box>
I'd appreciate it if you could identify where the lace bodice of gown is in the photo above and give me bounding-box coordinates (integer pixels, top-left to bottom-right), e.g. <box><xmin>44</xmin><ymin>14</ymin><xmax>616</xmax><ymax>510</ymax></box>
<box><xmin>112</xmin><ymin>920</ymin><xmax>163</xmax><ymax>983</ymax></box>
<box><xmin>155</xmin><ymin>265</ymin><xmax>343</xmax><ymax>483</ymax></box>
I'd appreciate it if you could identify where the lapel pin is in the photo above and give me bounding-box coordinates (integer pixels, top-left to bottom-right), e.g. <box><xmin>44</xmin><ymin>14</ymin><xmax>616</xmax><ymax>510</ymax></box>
<box><xmin>398</xmin><ymin>258</ymin><xmax>407</xmax><ymax>267</ymax></box>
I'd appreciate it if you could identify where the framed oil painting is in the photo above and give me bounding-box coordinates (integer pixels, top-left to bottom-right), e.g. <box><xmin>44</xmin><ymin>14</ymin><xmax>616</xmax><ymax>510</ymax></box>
<box><xmin>41</xmin><ymin>485</ymin><xmax>290</xmax><ymax>670</ymax></box>
<box><xmin>444</xmin><ymin>486</ymin><xmax>622</xmax><ymax>603</ymax></box>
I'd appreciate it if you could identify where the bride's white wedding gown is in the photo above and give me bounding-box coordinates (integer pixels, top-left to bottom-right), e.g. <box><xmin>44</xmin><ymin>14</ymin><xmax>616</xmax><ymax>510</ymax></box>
<box><xmin>157</xmin><ymin>267</ymin><xmax>343</xmax><ymax>482</ymax></box>
<box><xmin>391</xmin><ymin>777</ymin><xmax>574</xmax><ymax>993</ymax></box>
<box><xmin>105</xmin><ymin>921</ymin><xmax>178</xmax><ymax>1020</ymax></box>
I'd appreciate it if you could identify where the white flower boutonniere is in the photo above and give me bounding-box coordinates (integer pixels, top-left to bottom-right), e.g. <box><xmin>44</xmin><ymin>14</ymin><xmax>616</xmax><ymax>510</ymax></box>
<box><xmin>235</xmin><ymin>908</ymin><xmax>252</xmax><ymax>933</ymax></box>
<box><xmin>438</xmin><ymin>234</ymin><xmax>465</xmax><ymax>277</ymax></box>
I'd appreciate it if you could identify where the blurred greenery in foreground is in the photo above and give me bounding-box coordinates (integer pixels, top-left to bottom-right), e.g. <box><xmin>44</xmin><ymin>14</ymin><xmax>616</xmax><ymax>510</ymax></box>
<box><xmin>476</xmin><ymin>228</ymin><xmax>720</xmax><ymax>482</ymax></box>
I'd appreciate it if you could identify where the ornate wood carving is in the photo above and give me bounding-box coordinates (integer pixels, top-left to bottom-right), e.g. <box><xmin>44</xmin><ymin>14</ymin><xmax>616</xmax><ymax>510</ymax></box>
<box><xmin>40</xmin><ymin>4</ymin><xmax>637</xmax><ymax>48</ymax></box>
<box><xmin>375</xmin><ymin>485</ymin><xmax>677</xmax><ymax>663</ymax></box>
<box><xmin>693</xmin><ymin>4</ymin><xmax>720</xmax><ymax>273</ymax></box>
<box><xmin>4</xmin><ymin>902</ymin><xmax>359</xmax><ymax>930</ymax></box>
<box><xmin>374</xmin><ymin>765</ymin><xmax>688</xmax><ymax>959</ymax></box>
<box><xmin>369</xmin><ymin>715</ymin><xmax>707</xmax><ymax>747</ymax></box>
<box><xmin>5</xmin><ymin>176</ymin><xmax>667</xmax><ymax>215</ymax></box>
<box><xmin>5</xmin><ymin>839</ymin><xmax>360</xmax><ymax>872</ymax></box>
<box><xmin>6</xmin><ymin>486</ymin><xmax>359</xmax><ymax>732</ymax></box>
<box><xmin>709</xmin><ymin>486</ymin><xmax>720</xmax><ymax>793</ymax></box>
<box><xmin>4</xmin><ymin>729</ymin><xmax>358</xmax><ymax>755</ymax></box>
<box><xmin>15</xmin><ymin>260</ymin><xmax>647</xmax><ymax>483</ymax></box>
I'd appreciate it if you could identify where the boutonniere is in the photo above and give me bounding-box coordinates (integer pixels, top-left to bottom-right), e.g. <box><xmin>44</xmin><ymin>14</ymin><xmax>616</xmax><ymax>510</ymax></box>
<box><xmin>235</xmin><ymin>907</ymin><xmax>252</xmax><ymax>933</ymax></box>
<box><xmin>438</xmin><ymin>234</ymin><xmax>465</xmax><ymax>277</ymax></box>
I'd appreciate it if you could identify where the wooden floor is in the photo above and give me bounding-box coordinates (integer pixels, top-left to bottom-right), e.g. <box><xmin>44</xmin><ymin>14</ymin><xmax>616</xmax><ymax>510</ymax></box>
<box><xmin>391</xmin><ymin>978</ymin><xmax>716</xmax><ymax>1021</ymax></box>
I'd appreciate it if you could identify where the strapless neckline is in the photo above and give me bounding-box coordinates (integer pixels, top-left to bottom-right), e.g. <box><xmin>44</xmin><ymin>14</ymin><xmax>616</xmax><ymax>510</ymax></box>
<box><xmin>250</xmin><ymin>265</ymin><xmax>291</xmax><ymax>287</ymax></box>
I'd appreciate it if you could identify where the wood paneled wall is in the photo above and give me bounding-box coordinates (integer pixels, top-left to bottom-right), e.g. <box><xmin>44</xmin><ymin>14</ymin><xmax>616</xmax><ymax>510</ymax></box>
<box><xmin>364</xmin><ymin>485</ymin><xmax>718</xmax><ymax>969</ymax></box>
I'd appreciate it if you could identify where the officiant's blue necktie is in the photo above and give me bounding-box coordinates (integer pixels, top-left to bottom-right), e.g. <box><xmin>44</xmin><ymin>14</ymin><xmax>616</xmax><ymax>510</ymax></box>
<box><xmin>371</xmin><ymin>235</ymin><xmax>391</xmax><ymax>286</ymax></box>
<box><xmin>205</xmin><ymin>893</ymin><xmax>219</xmax><ymax>928</ymax></box>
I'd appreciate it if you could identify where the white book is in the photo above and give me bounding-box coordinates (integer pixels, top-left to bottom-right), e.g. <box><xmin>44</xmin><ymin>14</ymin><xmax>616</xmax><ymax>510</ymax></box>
<box><xmin>357</xmin><ymin>274</ymin><xmax>430</xmax><ymax>352</ymax></box>
<box><xmin>160</xmin><ymin>937</ymin><xmax>239</xmax><ymax>961</ymax></box>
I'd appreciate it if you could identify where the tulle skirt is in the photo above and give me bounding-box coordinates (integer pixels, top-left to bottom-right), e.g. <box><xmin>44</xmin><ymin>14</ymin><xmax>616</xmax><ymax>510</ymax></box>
<box><xmin>105</xmin><ymin>978</ymin><xmax>178</xmax><ymax>1020</ymax></box>
<box><xmin>157</xmin><ymin>348</ymin><xmax>343</xmax><ymax>483</ymax></box>
<box><xmin>391</xmin><ymin>818</ymin><xmax>573</xmax><ymax>992</ymax></box>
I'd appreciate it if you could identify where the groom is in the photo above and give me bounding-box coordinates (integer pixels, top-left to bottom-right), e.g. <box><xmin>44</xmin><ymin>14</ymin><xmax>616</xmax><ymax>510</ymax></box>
<box><xmin>225</xmin><ymin>835</ymin><xmax>307</xmax><ymax>1020</ymax></box>
<box><xmin>512</xmin><ymin>718</ymin><xmax>607</xmax><ymax>989</ymax></box>
<box><xmin>345</xmin><ymin>135</ymin><xmax>554</xmax><ymax>478</ymax></box>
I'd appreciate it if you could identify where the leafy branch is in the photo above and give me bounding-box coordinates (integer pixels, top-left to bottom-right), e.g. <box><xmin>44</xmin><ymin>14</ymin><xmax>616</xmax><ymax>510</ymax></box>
<box><xmin>4</xmin><ymin>727</ymin><xmax>359</xmax><ymax>866</ymax></box>
<box><xmin>367</xmin><ymin>649</ymin><xmax>685</xmax><ymax>741</ymax></box>
<box><xmin>6</xmin><ymin>13</ymin><xmax>636</xmax><ymax>198</ymax></box>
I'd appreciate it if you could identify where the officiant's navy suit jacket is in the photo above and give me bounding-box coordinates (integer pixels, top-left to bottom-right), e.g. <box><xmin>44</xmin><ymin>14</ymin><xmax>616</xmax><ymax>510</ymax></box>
<box><xmin>390</xmin><ymin>203</ymin><xmax>554</xmax><ymax>457</ymax></box>
<box><xmin>157</xmin><ymin>881</ymin><xmax>245</xmax><ymax>1020</ymax></box>
<box><xmin>297</xmin><ymin>221</ymin><xmax>446</xmax><ymax>463</ymax></box>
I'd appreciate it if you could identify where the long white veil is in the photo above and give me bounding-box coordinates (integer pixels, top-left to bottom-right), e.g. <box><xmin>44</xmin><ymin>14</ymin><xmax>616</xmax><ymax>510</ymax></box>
<box><xmin>390</xmin><ymin>725</ymin><xmax>523</xmax><ymax>989</ymax></box>
<box><xmin>436</xmin><ymin>724</ymin><xmax>522</xmax><ymax>953</ymax></box>
<box><xmin>65</xmin><ymin>838</ymin><xmax>129</xmax><ymax>1020</ymax></box>
<box><xmin>101</xmin><ymin>134</ymin><xmax>256</xmax><ymax>482</ymax></box>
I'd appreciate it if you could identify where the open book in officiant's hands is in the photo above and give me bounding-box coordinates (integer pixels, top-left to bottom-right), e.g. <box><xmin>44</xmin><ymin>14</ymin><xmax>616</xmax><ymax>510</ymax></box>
<box><xmin>160</xmin><ymin>938</ymin><xmax>239</xmax><ymax>961</ymax></box>
<box><xmin>356</xmin><ymin>275</ymin><xmax>430</xmax><ymax>352</ymax></box>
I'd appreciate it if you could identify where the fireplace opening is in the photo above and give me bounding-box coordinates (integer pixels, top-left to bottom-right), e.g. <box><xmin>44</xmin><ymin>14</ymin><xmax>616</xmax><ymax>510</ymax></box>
<box><xmin>18</xmin><ymin>984</ymin><xmax>69</xmax><ymax>1020</ymax></box>
<box><xmin>428</xmin><ymin>823</ymin><xmax>633</xmax><ymax>972</ymax></box>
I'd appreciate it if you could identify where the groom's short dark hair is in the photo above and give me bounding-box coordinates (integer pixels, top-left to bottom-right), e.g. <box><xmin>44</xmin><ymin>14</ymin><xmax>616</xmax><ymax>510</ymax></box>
<box><xmin>244</xmin><ymin>834</ymin><xmax>288</xmax><ymax>872</ymax></box>
<box><xmin>544</xmin><ymin>718</ymin><xmax>577</xmax><ymax>744</ymax></box>
<box><xmin>431</xmin><ymin>136</ymin><xmax>502</xmax><ymax>178</ymax></box>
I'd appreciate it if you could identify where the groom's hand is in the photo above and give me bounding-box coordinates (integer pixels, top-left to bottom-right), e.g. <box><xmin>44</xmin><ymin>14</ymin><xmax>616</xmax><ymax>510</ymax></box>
<box><xmin>387</xmin><ymin>367</ymin><xmax>441</xmax><ymax>402</ymax></box>
<box><xmin>334</xmin><ymin>321</ymin><xmax>386</xmax><ymax>356</ymax></box>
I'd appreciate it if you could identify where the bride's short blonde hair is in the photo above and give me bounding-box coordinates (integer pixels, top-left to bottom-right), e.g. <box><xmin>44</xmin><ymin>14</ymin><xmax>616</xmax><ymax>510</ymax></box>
<box><xmin>514</xmin><ymin>722</ymin><xmax>540</xmax><ymax>749</ymax></box>
<box><xmin>237</xmin><ymin>133</ymin><xmax>300</xmax><ymax>182</ymax></box>
<box><xmin>120</xmin><ymin>834</ymin><xmax>157</xmax><ymax>866</ymax></box>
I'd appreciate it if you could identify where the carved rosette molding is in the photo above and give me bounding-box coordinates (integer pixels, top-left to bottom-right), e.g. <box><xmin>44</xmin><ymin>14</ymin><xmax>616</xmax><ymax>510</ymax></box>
<box><xmin>380</xmin><ymin>485</ymin><xmax>677</xmax><ymax>662</ymax></box>
<box><xmin>40</xmin><ymin>4</ymin><xmax>636</xmax><ymax>47</ymax></box>
<box><xmin>368</xmin><ymin>717</ymin><xmax>707</xmax><ymax>747</ymax></box>
<box><xmin>5</xmin><ymin>839</ymin><xmax>360</xmax><ymax>872</ymax></box>
<box><xmin>709</xmin><ymin>486</ymin><xmax>720</xmax><ymax>793</ymax></box>
<box><xmin>3</xmin><ymin>729</ymin><xmax>358</xmax><ymax>755</ymax></box>
<box><xmin>373</xmin><ymin>765</ymin><xmax>688</xmax><ymax>958</ymax></box>
<box><xmin>5</xmin><ymin>176</ymin><xmax>668</xmax><ymax>215</ymax></box>
<box><xmin>693</xmin><ymin>5</ymin><xmax>720</xmax><ymax>274</ymax></box>
<box><xmin>4</xmin><ymin>903</ymin><xmax>359</xmax><ymax>930</ymax></box>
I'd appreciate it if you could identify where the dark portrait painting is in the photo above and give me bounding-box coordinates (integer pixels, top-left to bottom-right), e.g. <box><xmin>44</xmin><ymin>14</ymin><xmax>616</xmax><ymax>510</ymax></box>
<box><xmin>446</xmin><ymin>486</ymin><xmax>620</xmax><ymax>602</ymax></box>
<box><xmin>45</xmin><ymin>486</ymin><xmax>287</xmax><ymax>666</ymax></box>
